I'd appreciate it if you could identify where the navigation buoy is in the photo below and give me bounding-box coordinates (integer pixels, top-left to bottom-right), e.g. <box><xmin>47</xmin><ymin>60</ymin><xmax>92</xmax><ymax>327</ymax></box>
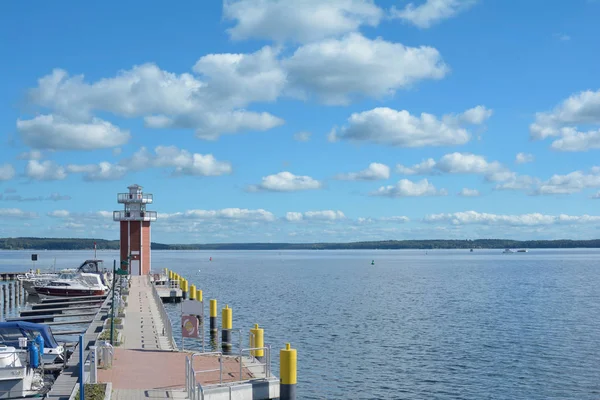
<box><xmin>209</xmin><ymin>257</ymin><xmax>212</xmax><ymax>262</ymax></box>
<box><xmin>371</xmin><ymin>260</ymin><xmax>375</xmax><ymax>265</ymax></box>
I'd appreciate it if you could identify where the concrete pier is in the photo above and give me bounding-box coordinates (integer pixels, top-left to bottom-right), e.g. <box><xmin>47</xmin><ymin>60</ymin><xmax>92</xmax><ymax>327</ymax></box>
<box><xmin>98</xmin><ymin>276</ymin><xmax>279</xmax><ymax>400</ymax></box>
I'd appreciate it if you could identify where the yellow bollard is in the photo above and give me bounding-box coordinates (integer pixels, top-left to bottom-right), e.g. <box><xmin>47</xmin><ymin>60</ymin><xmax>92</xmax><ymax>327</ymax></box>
<box><xmin>36</xmin><ymin>269</ymin><xmax>40</xmax><ymax>274</ymax></box>
<box><xmin>280</xmin><ymin>343</ymin><xmax>297</xmax><ymax>400</ymax></box>
<box><xmin>221</xmin><ymin>305</ymin><xmax>233</xmax><ymax>354</ymax></box>
<box><xmin>182</xmin><ymin>280</ymin><xmax>188</xmax><ymax>299</ymax></box>
<box><xmin>189</xmin><ymin>284</ymin><xmax>196</xmax><ymax>300</ymax></box>
<box><xmin>209</xmin><ymin>299</ymin><xmax>217</xmax><ymax>334</ymax></box>
<box><xmin>250</xmin><ymin>324</ymin><xmax>264</xmax><ymax>358</ymax></box>
<box><xmin>196</xmin><ymin>289</ymin><xmax>202</xmax><ymax>302</ymax></box>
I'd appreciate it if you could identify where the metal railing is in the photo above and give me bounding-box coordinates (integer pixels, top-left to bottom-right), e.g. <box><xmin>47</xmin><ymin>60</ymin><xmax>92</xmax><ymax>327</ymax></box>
<box><xmin>186</xmin><ymin>352</ymin><xmax>223</xmax><ymax>400</ymax></box>
<box><xmin>117</xmin><ymin>193</ymin><xmax>153</xmax><ymax>203</ymax></box>
<box><xmin>184</xmin><ymin>334</ymin><xmax>273</xmax><ymax>400</ymax></box>
<box><xmin>148</xmin><ymin>276</ymin><xmax>177</xmax><ymax>350</ymax></box>
<box><xmin>112</xmin><ymin>210</ymin><xmax>157</xmax><ymax>221</ymax></box>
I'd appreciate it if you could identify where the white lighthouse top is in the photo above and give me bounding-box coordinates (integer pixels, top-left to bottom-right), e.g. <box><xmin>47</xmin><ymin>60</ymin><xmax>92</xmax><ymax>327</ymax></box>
<box><xmin>114</xmin><ymin>184</ymin><xmax>156</xmax><ymax>221</ymax></box>
<box><xmin>128</xmin><ymin>184</ymin><xmax>143</xmax><ymax>195</ymax></box>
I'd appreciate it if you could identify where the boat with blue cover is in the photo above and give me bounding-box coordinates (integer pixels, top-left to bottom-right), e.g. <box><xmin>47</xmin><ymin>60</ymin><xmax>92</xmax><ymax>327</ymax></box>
<box><xmin>0</xmin><ymin>322</ymin><xmax>64</xmax><ymax>364</ymax></box>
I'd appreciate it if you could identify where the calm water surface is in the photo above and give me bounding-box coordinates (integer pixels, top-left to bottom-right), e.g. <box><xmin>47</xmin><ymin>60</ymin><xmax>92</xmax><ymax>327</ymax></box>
<box><xmin>0</xmin><ymin>249</ymin><xmax>599</xmax><ymax>399</ymax></box>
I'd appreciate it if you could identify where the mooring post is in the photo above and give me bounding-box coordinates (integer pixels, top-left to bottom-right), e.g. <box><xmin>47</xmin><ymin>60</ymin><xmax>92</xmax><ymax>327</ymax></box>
<box><xmin>280</xmin><ymin>343</ymin><xmax>297</xmax><ymax>400</ymax></box>
<box><xmin>221</xmin><ymin>305</ymin><xmax>232</xmax><ymax>355</ymax></box>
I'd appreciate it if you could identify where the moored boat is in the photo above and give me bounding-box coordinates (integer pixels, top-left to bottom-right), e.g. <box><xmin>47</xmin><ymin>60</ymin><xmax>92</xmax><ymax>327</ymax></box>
<box><xmin>34</xmin><ymin>272</ymin><xmax>107</xmax><ymax>298</ymax></box>
<box><xmin>0</xmin><ymin>322</ymin><xmax>64</xmax><ymax>364</ymax></box>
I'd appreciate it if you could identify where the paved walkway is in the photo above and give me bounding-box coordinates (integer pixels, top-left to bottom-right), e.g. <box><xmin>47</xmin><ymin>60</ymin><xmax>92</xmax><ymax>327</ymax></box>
<box><xmin>98</xmin><ymin>276</ymin><xmax>254</xmax><ymax>400</ymax></box>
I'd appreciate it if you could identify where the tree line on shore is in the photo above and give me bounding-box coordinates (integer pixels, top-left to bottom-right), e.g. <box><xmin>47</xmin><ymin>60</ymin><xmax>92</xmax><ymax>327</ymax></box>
<box><xmin>1</xmin><ymin>237</ymin><xmax>600</xmax><ymax>250</ymax></box>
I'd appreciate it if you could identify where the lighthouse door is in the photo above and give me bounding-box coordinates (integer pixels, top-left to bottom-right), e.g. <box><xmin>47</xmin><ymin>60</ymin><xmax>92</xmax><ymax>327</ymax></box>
<box><xmin>130</xmin><ymin>260</ymin><xmax>140</xmax><ymax>276</ymax></box>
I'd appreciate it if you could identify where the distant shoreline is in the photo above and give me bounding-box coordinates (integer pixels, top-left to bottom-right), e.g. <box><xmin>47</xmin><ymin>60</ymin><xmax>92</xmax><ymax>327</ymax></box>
<box><xmin>1</xmin><ymin>237</ymin><xmax>600</xmax><ymax>250</ymax></box>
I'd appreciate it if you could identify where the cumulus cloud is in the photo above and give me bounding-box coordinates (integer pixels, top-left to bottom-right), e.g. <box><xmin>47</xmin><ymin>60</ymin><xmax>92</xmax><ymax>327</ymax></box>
<box><xmin>330</xmin><ymin>106</ymin><xmax>491</xmax><ymax>147</ymax></box>
<box><xmin>396</xmin><ymin>152</ymin><xmax>511</xmax><ymax>182</ymax></box>
<box><xmin>285</xmin><ymin>33</ymin><xmax>448</xmax><ymax>105</ymax></box>
<box><xmin>530</xmin><ymin>89</ymin><xmax>600</xmax><ymax>151</ymax></box>
<box><xmin>534</xmin><ymin>167</ymin><xmax>600</xmax><ymax>195</ymax></box>
<box><xmin>248</xmin><ymin>171</ymin><xmax>322</xmax><ymax>192</ymax></box>
<box><xmin>515</xmin><ymin>152</ymin><xmax>534</xmax><ymax>164</ymax></box>
<box><xmin>335</xmin><ymin>163</ymin><xmax>390</xmax><ymax>181</ymax></box>
<box><xmin>0</xmin><ymin>164</ymin><xmax>15</xmax><ymax>181</ymax></box>
<box><xmin>26</xmin><ymin>54</ymin><xmax>285</xmax><ymax>142</ymax></box>
<box><xmin>424</xmin><ymin>210</ymin><xmax>600</xmax><ymax>226</ymax></box>
<box><xmin>293</xmin><ymin>131</ymin><xmax>311</xmax><ymax>142</ymax></box>
<box><xmin>66</xmin><ymin>162</ymin><xmax>127</xmax><ymax>181</ymax></box>
<box><xmin>223</xmin><ymin>0</ymin><xmax>383</xmax><ymax>43</ymax></box>
<box><xmin>1</xmin><ymin>193</ymin><xmax>71</xmax><ymax>202</ymax></box>
<box><xmin>391</xmin><ymin>0</ymin><xmax>478</xmax><ymax>28</ymax></box>
<box><xmin>285</xmin><ymin>210</ymin><xmax>346</xmax><ymax>222</ymax></box>
<box><xmin>379</xmin><ymin>216</ymin><xmax>410</xmax><ymax>223</ymax></box>
<box><xmin>17</xmin><ymin>115</ymin><xmax>130</xmax><ymax>150</ymax></box>
<box><xmin>47</xmin><ymin>210</ymin><xmax>112</xmax><ymax>220</ymax></box>
<box><xmin>0</xmin><ymin>208</ymin><xmax>38</xmax><ymax>219</ymax></box>
<box><xmin>550</xmin><ymin>128</ymin><xmax>600</xmax><ymax>152</ymax></box>
<box><xmin>17</xmin><ymin>150</ymin><xmax>43</xmax><ymax>160</ymax></box>
<box><xmin>161</xmin><ymin>208</ymin><xmax>276</xmax><ymax>222</ymax></box>
<box><xmin>371</xmin><ymin>178</ymin><xmax>447</xmax><ymax>197</ymax></box>
<box><xmin>25</xmin><ymin>160</ymin><xmax>67</xmax><ymax>181</ymax></box>
<box><xmin>494</xmin><ymin>175</ymin><xmax>540</xmax><ymax>191</ymax></box>
<box><xmin>458</xmin><ymin>188</ymin><xmax>480</xmax><ymax>197</ymax></box>
<box><xmin>122</xmin><ymin>146</ymin><xmax>232</xmax><ymax>177</ymax></box>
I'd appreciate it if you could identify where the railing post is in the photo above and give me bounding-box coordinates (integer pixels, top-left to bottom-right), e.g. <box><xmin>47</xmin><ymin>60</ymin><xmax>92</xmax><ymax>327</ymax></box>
<box><xmin>79</xmin><ymin>334</ymin><xmax>85</xmax><ymax>400</ymax></box>
<box><xmin>89</xmin><ymin>346</ymin><xmax>97</xmax><ymax>383</ymax></box>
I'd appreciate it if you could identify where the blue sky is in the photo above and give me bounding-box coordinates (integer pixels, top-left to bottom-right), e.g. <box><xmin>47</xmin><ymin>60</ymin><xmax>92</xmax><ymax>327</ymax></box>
<box><xmin>1</xmin><ymin>0</ymin><xmax>600</xmax><ymax>244</ymax></box>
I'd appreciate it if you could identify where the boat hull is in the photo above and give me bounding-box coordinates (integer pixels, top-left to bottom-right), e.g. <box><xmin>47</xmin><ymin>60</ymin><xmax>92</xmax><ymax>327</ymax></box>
<box><xmin>35</xmin><ymin>288</ymin><xmax>106</xmax><ymax>298</ymax></box>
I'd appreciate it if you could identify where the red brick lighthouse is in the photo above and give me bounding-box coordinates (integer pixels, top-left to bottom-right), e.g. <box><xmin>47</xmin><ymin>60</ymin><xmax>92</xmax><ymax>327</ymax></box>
<box><xmin>113</xmin><ymin>184</ymin><xmax>157</xmax><ymax>275</ymax></box>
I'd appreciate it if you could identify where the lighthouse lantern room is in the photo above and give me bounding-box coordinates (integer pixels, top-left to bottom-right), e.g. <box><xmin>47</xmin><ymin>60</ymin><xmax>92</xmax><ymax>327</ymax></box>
<box><xmin>113</xmin><ymin>184</ymin><xmax>157</xmax><ymax>275</ymax></box>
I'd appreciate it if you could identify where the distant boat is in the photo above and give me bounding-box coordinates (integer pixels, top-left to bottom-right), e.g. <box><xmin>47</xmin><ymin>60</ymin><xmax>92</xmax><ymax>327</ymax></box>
<box><xmin>503</xmin><ymin>249</ymin><xmax>514</xmax><ymax>254</ymax></box>
<box><xmin>517</xmin><ymin>249</ymin><xmax>528</xmax><ymax>253</ymax></box>
<box><xmin>470</xmin><ymin>248</ymin><xmax>474</xmax><ymax>252</ymax></box>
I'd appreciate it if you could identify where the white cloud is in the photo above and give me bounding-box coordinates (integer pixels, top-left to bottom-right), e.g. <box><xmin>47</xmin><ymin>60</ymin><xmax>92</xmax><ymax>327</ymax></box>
<box><xmin>331</xmin><ymin>106</ymin><xmax>491</xmax><ymax>147</ymax></box>
<box><xmin>396</xmin><ymin>152</ymin><xmax>511</xmax><ymax>182</ymax></box>
<box><xmin>17</xmin><ymin>150</ymin><xmax>43</xmax><ymax>160</ymax></box>
<box><xmin>0</xmin><ymin>208</ymin><xmax>38</xmax><ymax>219</ymax></box>
<box><xmin>335</xmin><ymin>162</ymin><xmax>390</xmax><ymax>181</ymax></box>
<box><xmin>535</xmin><ymin>167</ymin><xmax>600</xmax><ymax>195</ymax></box>
<box><xmin>223</xmin><ymin>0</ymin><xmax>383</xmax><ymax>43</ymax></box>
<box><xmin>515</xmin><ymin>152</ymin><xmax>534</xmax><ymax>164</ymax></box>
<box><xmin>530</xmin><ymin>89</ymin><xmax>600</xmax><ymax>147</ymax></box>
<box><xmin>391</xmin><ymin>0</ymin><xmax>478</xmax><ymax>28</ymax></box>
<box><xmin>122</xmin><ymin>146</ymin><xmax>232</xmax><ymax>176</ymax></box>
<box><xmin>293</xmin><ymin>131</ymin><xmax>311</xmax><ymax>142</ymax></box>
<box><xmin>27</xmin><ymin>55</ymin><xmax>285</xmax><ymax>142</ymax></box>
<box><xmin>424</xmin><ymin>210</ymin><xmax>600</xmax><ymax>226</ymax></box>
<box><xmin>371</xmin><ymin>178</ymin><xmax>447</xmax><ymax>197</ymax></box>
<box><xmin>17</xmin><ymin>115</ymin><xmax>130</xmax><ymax>150</ymax></box>
<box><xmin>25</xmin><ymin>160</ymin><xmax>67</xmax><ymax>181</ymax></box>
<box><xmin>286</xmin><ymin>210</ymin><xmax>346</xmax><ymax>221</ymax></box>
<box><xmin>554</xmin><ymin>33</ymin><xmax>571</xmax><ymax>42</ymax></box>
<box><xmin>379</xmin><ymin>216</ymin><xmax>410</xmax><ymax>223</ymax></box>
<box><xmin>67</xmin><ymin>162</ymin><xmax>127</xmax><ymax>181</ymax></box>
<box><xmin>494</xmin><ymin>175</ymin><xmax>539</xmax><ymax>191</ymax></box>
<box><xmin>284</xmin><ymin>33</ymin><xmax>448</xmax><ymax>105</ymax></box>
<box><xmin>458</xmin><ymin>188</ymin><xmax>480</xmax><ymax>197</ymax></box>
<box><xmin>47</xmin><ymin>210</ymin><xmax>112</xmax><ymax>220</ymax></box>
<box><xmin>161</xmin><ymin>208</ymin><xmax>276</xmax><ymax>222</ymax></box>
<box><xmin>0</xmin><ymin>164</ymin><xmax>15</xmax><ymax>181</ymax></box>
<box><xmin>248</xmin><ymin>171</ymin><xmax>322</xmax><ymax>192</ymax></box>
<box><xmin>592</xmin><ymin>191</ymin><xmax>600</xmax><ymax>199</ymax></box>
<box><xmin>549</xmin><ymin>128</ymin><xmax>600</xmax><ymax>152</ymax></box>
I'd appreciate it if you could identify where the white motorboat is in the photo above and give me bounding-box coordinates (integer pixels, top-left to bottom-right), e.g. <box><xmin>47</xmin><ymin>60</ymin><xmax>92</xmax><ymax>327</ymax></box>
<box><xmin>0</xmin><ymin>322</ymin><xmax>64</xmax><ymax>364</ymax></box>
<box><xmin>0</xmin><ymin>344</ymin><xmax>51</xmax><ymax>398</ymax></box>
<box><xmin>503</xmin><ymin>248</ymin><xmax>514</xmax><ymax>253</ymax></box>
<box><xmin>34</xmin><ymin>272</ymin><xmax>108</xmax><ymax>298</ymax></box>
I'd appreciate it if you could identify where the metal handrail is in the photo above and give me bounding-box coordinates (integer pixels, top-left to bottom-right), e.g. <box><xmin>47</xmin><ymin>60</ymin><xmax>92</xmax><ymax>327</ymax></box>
<box><xmin>238</xmin><ymin>346</ymin><xmax>270</xmax><ymax>380</ymax></box>
<box><xmin>148</xmin><ymin>276</ymin><xmax>177</xmax><ymax>350</ymax></box>
<box><xmin>186</xmin><ymin>351</ymin><xmax>223</xmax><ymax>400</ymax></box>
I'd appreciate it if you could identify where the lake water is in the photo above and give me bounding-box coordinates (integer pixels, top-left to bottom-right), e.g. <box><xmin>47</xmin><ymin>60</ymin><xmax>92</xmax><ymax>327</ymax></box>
<box><xmin>1</xmin><ymin>249</ymin><xmax>599</xmax><ymax>399</ymax></box>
